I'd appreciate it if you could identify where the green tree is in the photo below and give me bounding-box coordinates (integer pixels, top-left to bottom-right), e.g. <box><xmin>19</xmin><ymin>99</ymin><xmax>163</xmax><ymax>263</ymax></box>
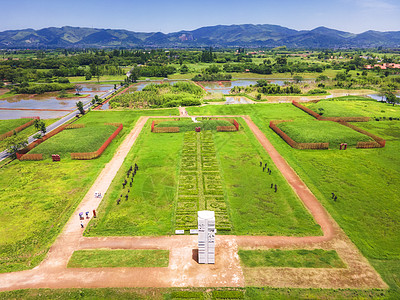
<box><xmin>76</xmin><ymin>101</ymin><xmax>85</xmax><ymax>115</ymax></box>
<box><xmin>180</xmin><ymin>65</ymin><xmax>189</xmax><ymax>74</ymax></box>
<box><xmin>385</xmin><ymin>92</ymin><xmax>400</xmax><ymax>106</ymax></box>
<box><xmin>5</xmin><ymin>135</ymin><xmax>28</xmax><ymax>158</ymax></box>
<box><xmin>293</xmin><ymin>75</ymin><xmax>303</xmax><ymax>83</ymax></box>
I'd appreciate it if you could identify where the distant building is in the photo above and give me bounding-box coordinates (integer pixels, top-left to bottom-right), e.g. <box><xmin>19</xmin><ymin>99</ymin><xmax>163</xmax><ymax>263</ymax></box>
<box><xmin>365</xmin><ymin>63</ymin><xmax>400</xmax><ymax>70</ymax></box>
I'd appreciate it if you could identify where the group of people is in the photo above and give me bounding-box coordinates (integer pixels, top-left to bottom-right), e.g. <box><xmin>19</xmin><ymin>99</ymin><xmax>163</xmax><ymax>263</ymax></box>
<box><xmin>118</xmin><ymin>163</ymin><xmax>139</xmax><ymax>205</ymax></box>
<box><xmin>79</xmin><ymin>209</ymin><xmax>97</xmax><ymax>228</ymax></box>
<box><xmin>260</xmin><ymin>161</ymin><xmax>276</xmax><ymax>192</ymax></box>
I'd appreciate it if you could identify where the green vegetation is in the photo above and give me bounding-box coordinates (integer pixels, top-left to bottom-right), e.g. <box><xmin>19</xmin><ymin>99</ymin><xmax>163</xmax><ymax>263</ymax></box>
<box><xmin>0</xmin><ymin>109</ymin><xmax>178</xmax><ymax>273</ymax></box>
<box><xmin>214</xmin><ymin>119</ymin><xmax>320</xmax><ymax>235</ymax></box>
<box><xmin>12</xmin><ymin>83</ymin><xmax>75</xmax><ymax>94</ymax></box>
<box><xmin>67</xmin><ymin>249</ymin><xmax>169</xmax><ymax>268</ymax></box>
<box><xmin>187</xmin><ymin>103</ymin><xmax>400</xmax><ymax>297</ymax></box>
<box><xmin>0</xmin><ymin>287</ymin><xmax>390</xmax><ymax>300</ymax></box>
<box><xmin>156</xmin><ymin>119</ymin><xmax>232</xmax><ymax>132</ymax></box>
<box><xmin>85</xmin><ymin>121</ymin><xmax>182</xmax><ymax>236</ymax></box>
<box><xmin>0</xmin><ymin>118</ymin><xmax>59</xmax><ymax>152</ymax></box>
<box><xmin>87</xmin><ymin>117</ymin><xmax>320</xmax><ymax>237</ymax></box>
<box><xmin>0</xmin><ymin>118</ymin><xmax>29</xmax><ymax>135</ymax></box>
<box><xmin>30</xmin><ymin>125</ymin><xmax>117</xmax><ymax>158</ymax></box>
<box><xmin>277</xmin><ymin>120</ymin><xmax>373</xmax><ymax>147</ymax></box>
<box><xmin>239</xmin><ymin>249</ymin><xmax>346</xmax><ymax>268</ymax></box>
<box><xmin>305</xmin><ymin>96</ymin><xmax>400</xmax><ymax>118</ymax></box>
<box><xmin>110</xmin><ymin>82</ymin><xmax>204</xmax><ymax>109</ymax></box>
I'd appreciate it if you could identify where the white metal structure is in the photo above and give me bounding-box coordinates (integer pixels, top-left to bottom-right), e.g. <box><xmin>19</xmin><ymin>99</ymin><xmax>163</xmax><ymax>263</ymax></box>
<box><xmin>198</xmin><ymin>211</ymin><xmax>216</xmax><ymax>264</ymax></box>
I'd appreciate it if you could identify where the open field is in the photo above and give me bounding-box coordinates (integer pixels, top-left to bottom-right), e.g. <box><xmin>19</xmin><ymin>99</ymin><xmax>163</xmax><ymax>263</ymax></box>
<box><xmin>85</xmin><ymin>121</ymin><xmax>183</xmax><ymax>236</ymax></box>
<box><xmin>0</xmin><ymin>109</ymin><xmax>179</xmax><ymax>273</ymax></box>
<box><xmin>0</xmin><ymin>118</ymin><xmax>59</xmax><ymax>152</ymax></box>
<box><xmin>277</xmin><ymin>120</ymin><xmax>373</xmax><ymax>147</ymax></box>
<box><xmin>0</xmin><ymin>118</ymin><xmax>30</xmax><ymax>135</ymax></box>
<box><xmin>30</xmin><ymin>125</ymin><xmax>117</xmax><ymax>158</ymax></box>
<box><xmin>87</xmin><ymin>117</ymin><xmax>320</xmax><ymax>237</ymax></box>
<box><xmin>156</xmin><ymin>119</ymin><xmax>232</xmax><ymax>131</ymax></box>
<box><xmin>187</xmin><ymin>104</ymin><xmax>400</xmax><ymax>296</ymax></box>
<box><xmin>67</xmin><ymin>250</ymin><xmax>169</xmax><ymax>268</ymax></box>
<box><xmin>305</xmin><ymin>96</ymin><xmax>400</xmax><ymax>118</ymax></box>
<box><xmin>239</xmin><ymin>249</ymin><xmax>346</xmax><ymax>268</ymax></box>
<box><xmin>0</xmin><ymin>286</ymin><xmax>390</xmax><ymax>299</ymax></box>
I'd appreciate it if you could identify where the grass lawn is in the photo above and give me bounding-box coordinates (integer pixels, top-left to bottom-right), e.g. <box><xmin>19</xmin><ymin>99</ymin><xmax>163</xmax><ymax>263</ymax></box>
<box><xmin>186</xmin><ymin>104</ymin><xmax>400</xmax><ymax>297</ymax></box>
<box><xmin>0</xmin><ymin>109</ymin><xmax>179</xmax><ymax>273</ymax></box>
<box><xmin>214</xmin><ymin>120</ymin><xmax>321</xmax><ymax>236</ymax></box>
<box><xmin>0</xmin><ymin>286</ymin><xmax>389</xmax><ymax>299</ymax></box>
<box><xmin>0</xmin><ymin>118</ymin><xmax>59</xmax><ymax>152</ymax></box>
<box><xmin>87</xmin><ymin>116</ymin><xmax>320</xmax><ymax>237</ymax></box>
<box><xmin>156</xmin><ymin>119</ymin><xmax>232</xmax><ymax>132</ymax></box>
<box><xmin>277</xmin><ymin>120</ymin><xmax>373</xmax><ymax>147</ymax></box>
<box><xmin>85</xmin><ymin>120</ymin><xmax>183</xmax><ymax>236</ymax></box>
<box><xmin>67</xmin><ymin>249</ymin><xmax>169</xmax><ymax>268</ymax></box>
<box><xmin>0</xmin><ymin>118</ymin><xmax>31</xmax><ymax>135</ymax></box>
<box><xmin>239</xmin><ymin>249</ymin><xmax>346</xmax><ymax>268</ymax></box>
<box><xmin>30</xmin><ymin>125</ymin><xmax>117</xmax><ymax>158</ymax></box>
<box><xmin>305</xmin><ymin>96</ymin><xmax>400</xmax><ymax>118</ymax></box>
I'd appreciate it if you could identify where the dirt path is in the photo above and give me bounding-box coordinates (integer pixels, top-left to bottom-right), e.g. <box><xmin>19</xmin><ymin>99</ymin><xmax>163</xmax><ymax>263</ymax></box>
<box><xmin>179</xmin><ymin>106</ymin><xmax>188</xmax><ymax>117</ymax></box>
<box><xmin>0</xmin><ymin>115</ymin><xmax>387</xmax><ymax>291</ymax></box>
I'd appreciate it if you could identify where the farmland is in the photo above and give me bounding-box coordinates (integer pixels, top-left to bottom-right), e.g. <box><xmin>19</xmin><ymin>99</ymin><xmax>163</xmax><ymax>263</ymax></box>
<box><xmin>0</xmin><ymin>119</ymin><xmax>30</xmax><ymax>135</ymax></box>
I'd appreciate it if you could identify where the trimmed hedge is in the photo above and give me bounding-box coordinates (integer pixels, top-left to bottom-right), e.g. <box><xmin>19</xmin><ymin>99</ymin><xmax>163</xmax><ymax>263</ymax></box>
<box><xmin>152</xmin><ymin>127</ymin><xmax>180</xmax><ymax>133</ymax></box>
<box><xmin>65</xmin><ymin>124</ymin><xmax>85</xmax><ymax>129</ymax></box>
<box><xmin>18</xmin><ymin>153</ymin><xmax>43</xmax><ymax>161</ymax></box>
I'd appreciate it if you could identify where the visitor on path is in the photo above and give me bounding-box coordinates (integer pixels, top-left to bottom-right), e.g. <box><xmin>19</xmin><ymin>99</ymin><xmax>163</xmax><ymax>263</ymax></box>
<box><xmin>80</xmin><ymin>222</ymin><xmax>84</xmax><ymax>228</ymax></box>
<box><xmin>85</xmin><ymin>211</ymin><xmax>89</xmax><ymax>219</ymax></box>
<box><xmin>79</xmin><ymin>212</ymin><xmax>84</xmax><ymax>220</ymax></box>
<box><xmin>271</xmin><ymin>183</ymin><xmax>273</xmax><ymax>188</ymax></box>
<box><xmin>93</xmin><ymin>209</ymin><xmax>97</xmax><ymax>218</ymax></box>
<box><xmin>274</xmin><ymin>184</ymin><xmax>277</xmax><ymax>192</ymax></box>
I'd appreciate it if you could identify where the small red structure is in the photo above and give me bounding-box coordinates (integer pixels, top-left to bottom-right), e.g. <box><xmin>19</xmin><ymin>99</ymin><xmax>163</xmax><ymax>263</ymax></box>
<box><xmin>52</xmin><ymin>154</ymin><xmax>61</xmax><ymax>162</ymax></box>
<box><xmin>195</xmin><ymin>127</ymin><xmax>201</xmax><ymax>132</ymax></box>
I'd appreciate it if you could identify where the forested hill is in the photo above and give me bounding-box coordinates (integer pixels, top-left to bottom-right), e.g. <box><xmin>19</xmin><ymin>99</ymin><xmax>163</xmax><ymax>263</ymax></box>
<box><xmin>1</xmin><ymin>24</ymin><xmax>400</xmax><ymax>49</ymax></box>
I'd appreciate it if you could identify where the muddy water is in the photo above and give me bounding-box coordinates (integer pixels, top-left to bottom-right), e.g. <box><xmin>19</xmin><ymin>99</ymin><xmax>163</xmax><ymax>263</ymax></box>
<box><xmin>0</xmin><ymin>84</ymin><xmax>113</xmax><ymax>119</ymax></box>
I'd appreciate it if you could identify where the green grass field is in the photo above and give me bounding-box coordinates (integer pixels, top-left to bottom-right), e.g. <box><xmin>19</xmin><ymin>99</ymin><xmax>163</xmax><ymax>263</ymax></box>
<box><xmin>0</xmin><ymin>109</ymin><xmax>179</xmax><ymax>273</ymax></box>
<box><xmin>0</xmin><ymin>118</ymin><xmax>59</xmax><ymax>152</ymax></box>
<box><xmin>239</xmin><ymin>249</ymin><xmax>346</xmax><ymax>268</ymax></box>
<box><xmin>0</xmin><ymin>118</ymin><xmax>30</xmax><ymax>135</ymax></box>
<box><xmin>156</xmin><ymin>119</ymin><xmax>232</xmax><ymax>132</ymax></box>
<box><xmin>30</xmin><ymin>125</ymin><xmax>117</xmax><ymax>158</ymax></box>
<box><xmin>85</xmin><ymin>121</ymin><xmax>183</xmax><ymax>236</ymax></box>
<box><xmin>277</xmin><ymin>120</ymin><xmax>373</xmax><ymax>147</ymax></box>
<box><xmin>305</xmin><ymin>96</ymin><xmax>400</xmax><ymax>118</ymax></box>
<box><xmin>187</xmin><ymin>104</ymin><xmax>400</xmax><ymax>297</ymax></box>
<box><xmin>67</xmin><ymin>250</ymin><xmax>169</xmax><ymax>268</ymax></box>
<box><xmin>87</xmin><ymin>117</ymin><xmax>320</xmax><ymax>237</ymax></box>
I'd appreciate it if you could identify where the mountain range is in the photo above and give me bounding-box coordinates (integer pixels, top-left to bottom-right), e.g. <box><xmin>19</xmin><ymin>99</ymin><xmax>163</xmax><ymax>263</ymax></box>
<box><xmin>1</xmin><ymin>24</ymin><xmax>400</xmax><ymax>49</ymax></box>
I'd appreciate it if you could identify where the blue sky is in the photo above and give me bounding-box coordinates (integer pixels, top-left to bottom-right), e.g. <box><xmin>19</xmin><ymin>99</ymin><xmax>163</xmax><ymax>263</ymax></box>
<box><xmin>1</xmin><ymin>0</ymin><xmax>400</xmax><ymax>33</ymax></box>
